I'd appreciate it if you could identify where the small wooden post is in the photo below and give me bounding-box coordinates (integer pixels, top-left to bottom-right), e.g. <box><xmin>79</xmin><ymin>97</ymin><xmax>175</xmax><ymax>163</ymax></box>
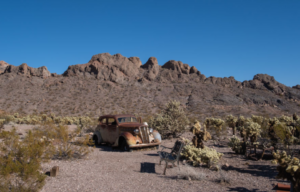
<box><xmin>50</xmin><ymin>166</ymin><xmax>59</xmax><ymax>177</ymax></box>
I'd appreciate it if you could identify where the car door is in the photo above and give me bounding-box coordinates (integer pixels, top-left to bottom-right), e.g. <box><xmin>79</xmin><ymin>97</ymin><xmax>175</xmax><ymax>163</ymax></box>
<box><xmin>99</xmin><ymin>117</ymin><xmax>109</xmax><ymax>143</ymax></box>
<box><xmin>107</xmin><ymin>117</ymin><xmax>119</xmax><ymax>144</ymax></box>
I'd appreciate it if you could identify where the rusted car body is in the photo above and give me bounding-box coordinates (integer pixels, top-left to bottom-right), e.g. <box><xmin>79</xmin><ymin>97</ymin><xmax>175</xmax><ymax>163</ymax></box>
<box><xmin>93</xmin><ymin>114</ymin><xmax>161</xmax><ymax>151</ymax></box>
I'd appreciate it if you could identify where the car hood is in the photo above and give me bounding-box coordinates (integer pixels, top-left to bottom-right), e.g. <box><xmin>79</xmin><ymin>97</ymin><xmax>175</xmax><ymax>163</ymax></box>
<box><xmin>118</xmin><ymin>123</ymin><xmax>145</xmax><ymax>128</ymax></box>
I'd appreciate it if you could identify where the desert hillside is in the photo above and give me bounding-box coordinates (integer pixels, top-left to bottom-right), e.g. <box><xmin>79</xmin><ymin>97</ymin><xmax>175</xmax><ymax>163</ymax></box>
<box><xmin>0</xmin><ymin>53</ymin><xmax>299</xmax><ymax>118</ymax></box>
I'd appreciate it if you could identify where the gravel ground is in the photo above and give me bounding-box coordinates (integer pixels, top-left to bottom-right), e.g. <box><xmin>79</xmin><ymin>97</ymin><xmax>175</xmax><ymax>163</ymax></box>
<box><xmin>40</xmin><ymin>131</ymin><xmax>288</xmax><ymax>192</ymax></box>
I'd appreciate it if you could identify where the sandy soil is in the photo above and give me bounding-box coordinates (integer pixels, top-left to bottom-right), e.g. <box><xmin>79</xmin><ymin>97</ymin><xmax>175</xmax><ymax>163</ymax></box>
<box><xmin>40</xmin><ymin>131</ymin><xmax>288</xmax><ymax>192</ymax></box>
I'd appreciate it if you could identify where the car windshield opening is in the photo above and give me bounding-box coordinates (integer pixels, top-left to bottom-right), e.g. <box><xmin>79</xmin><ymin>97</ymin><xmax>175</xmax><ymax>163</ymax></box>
<box><xmin>117</xmin><ymin>117</ymin><xmax>138</xmax><ymax>123</ymax></box>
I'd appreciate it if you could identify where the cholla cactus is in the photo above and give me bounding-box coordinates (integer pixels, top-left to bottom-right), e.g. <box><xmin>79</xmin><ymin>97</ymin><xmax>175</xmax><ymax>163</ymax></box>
<box><xmin>272</xmin><ymin>150</ymin><xmax>300</xmax><ymax>192</ymax></box>
<box><xmin>181</xmin><ymin>139</ymin><xmax>223</xmax><ymax>168</ymax></box>
<box><xmin>205</xmin><ymin>118</ymin><xmax>225</xmax><ymax>137</ymax></box>
<box><xmin>225</xmin><ymin>115</ymin><xmax>237</xmax><ymax>135</ymax></box>
<box><xmin>244</xmin><ymin>122</ymin><xmax>261</xmax><ymax>142</ymax></box>
<box><xmin>251</xmin><ymin>115</ymin><xmax>264</xmax><ymax>125</ymax></box>
<box><xmin>279</xmin><ymin>115</ymin><xmax>294</xmax><ymax>126</ymax></box>
<box><xmin>228</xmin><ymin>136</ymin><xmax>243</xmax><ymax>154</ymax></box>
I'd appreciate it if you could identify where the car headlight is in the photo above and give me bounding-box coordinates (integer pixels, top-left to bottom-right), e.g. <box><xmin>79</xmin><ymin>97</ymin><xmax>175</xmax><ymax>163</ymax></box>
<box><xmin>134</xmin><ymin>129</ymin><xmax>139</xmax><ymax>135</ymax></box>
<box><xmin>149</xmin><ymin>128</ymin><xmax>153</xmax><ymax>133</ymax></box>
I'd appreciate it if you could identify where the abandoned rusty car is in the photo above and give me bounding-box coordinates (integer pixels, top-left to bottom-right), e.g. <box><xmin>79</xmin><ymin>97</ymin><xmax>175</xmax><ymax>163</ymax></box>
<box><xmin>93</xmin><ymin>114</ymin><xmax>161</xmax><ymax>151</ymax></box>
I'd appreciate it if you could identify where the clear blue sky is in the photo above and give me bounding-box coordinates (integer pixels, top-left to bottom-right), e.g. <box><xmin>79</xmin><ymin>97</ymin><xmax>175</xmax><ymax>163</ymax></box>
<box><xmin>1</xmin><ymin>0</ymin><xmax>299</xmax><ymax>86</ymax></box>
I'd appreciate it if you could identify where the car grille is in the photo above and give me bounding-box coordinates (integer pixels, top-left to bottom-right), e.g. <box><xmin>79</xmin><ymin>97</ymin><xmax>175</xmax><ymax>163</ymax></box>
<box><xmin>139</xmin><ymin>126</ymin><xmax>150</xmax><ymax>143</ymax></box>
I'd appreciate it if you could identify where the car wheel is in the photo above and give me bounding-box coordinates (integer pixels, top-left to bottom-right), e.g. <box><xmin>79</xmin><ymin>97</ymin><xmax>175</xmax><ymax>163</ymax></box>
<box><xmin>121</xmin><ymin>139</ymin><xmax>132</xmax><ymax>152</ymax></box>
<box><xmin>93</xmin><ymin>135</ymin><xmax>98</xmax><ymax>146</ymax></box>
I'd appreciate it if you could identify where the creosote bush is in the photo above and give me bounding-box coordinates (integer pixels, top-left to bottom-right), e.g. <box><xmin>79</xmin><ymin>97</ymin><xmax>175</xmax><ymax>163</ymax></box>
<box><xmin>0</xmin><ymin>123</ymin><xmax>93</xmax><ymax>191</ymax></box>
<box><xmin>0</xmin><ymin>129</ymin><xmax>52</xmax><ymax>192</ymax></box>
<box><xmin>149</xmin><ymin>100</ymin><xmax>190</xmax><ymax>138</ymax></box>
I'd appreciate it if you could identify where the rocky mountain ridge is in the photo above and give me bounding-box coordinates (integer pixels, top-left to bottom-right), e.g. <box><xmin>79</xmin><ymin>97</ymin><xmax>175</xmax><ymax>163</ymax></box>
<box><xmin>0</xmin><ymin>53</ymin><xmax>299</xmax><ymax>118</ymax></box>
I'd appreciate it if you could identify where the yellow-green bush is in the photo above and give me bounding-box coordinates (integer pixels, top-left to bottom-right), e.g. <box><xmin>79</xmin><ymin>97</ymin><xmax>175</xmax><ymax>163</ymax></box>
<box><xmin>228</xmin><ymin>136</ymin><xmax>243</xmax><ymax>154</ymax></box>
<box><xmin>272</xmin><ymin>150</ymin><xmax>300</xmax><ymax>192</ymax></box>
<box><xmin>149</xmin><ymin>100</ymin><xmax>190</xmax><ymax>138</ymax></box>
<box><xmin>181</xmin><ymin>139</ymin><xmax>223</xmax><ymax>168</ymax></box>
<box><xmin>225</xmin><ymin>115</ymin><xmax>237</xmax><ymax>135</ymax></box>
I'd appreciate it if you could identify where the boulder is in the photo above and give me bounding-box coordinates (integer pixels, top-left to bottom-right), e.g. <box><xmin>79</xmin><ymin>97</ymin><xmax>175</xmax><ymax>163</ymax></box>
<box><xmin>189</xmin><ymin>66</ymin><xmax>198</xmax><ymax>74</ymax></box>
<box><xmin>0</xmin><ymin>60</ymin><xmax>9</xmax><ymax>74</ymax></box>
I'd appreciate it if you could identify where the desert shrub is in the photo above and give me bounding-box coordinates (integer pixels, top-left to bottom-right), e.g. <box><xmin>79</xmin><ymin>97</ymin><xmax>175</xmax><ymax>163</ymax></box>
<box><xmin>0</xmin><ymin>129</ymin><xmax>53</xmax><ymax>192</ymax></box>
<box><xmin>0</xmin><ymin>114</ymin><xmax>96</xmax><ymax>127</ymax></box>
<box><xmin>181</xmin><ymin>139</ymin><xmax>223</xmax><ymax>168</ymax></box>
<box><xmin>273</xmin><ymin>122</ymin><xmax>296</xmax><ymax>146</ymax></box>
<box><xmin>149</xmin><ymin>100</ymin><xmax>190</xmax><ymax>138</ymax></box>
<box><xmin>177</xmin><ymin>165</ymin><xmax>206</xmax><ymax>181</ymax></box>
<box><xmin>228</xmin><ymin>136</ymin><xmax>244</xmax><ymax>154</ymax></box>
<box><xmin>272</xmin><ymin>150</ymin><xmax>300</xmax><ymax>192</ymax></box>
<box><xmin>37</xmin><ymin>123</ymin><xmax>93</xmax><ymax>160</ymax></box>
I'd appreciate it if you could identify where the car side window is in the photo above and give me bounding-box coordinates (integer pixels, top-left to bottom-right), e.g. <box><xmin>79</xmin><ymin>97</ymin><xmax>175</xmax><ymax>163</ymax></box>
<box><xmin>100</xmin><ymin>118</ymin><xmax>107</xmax><ymax>124</ymax></box>
<box><xmin>108</xmin><ymin>118</ymin><xmax>117</xmax><ymax>125</ymax></box>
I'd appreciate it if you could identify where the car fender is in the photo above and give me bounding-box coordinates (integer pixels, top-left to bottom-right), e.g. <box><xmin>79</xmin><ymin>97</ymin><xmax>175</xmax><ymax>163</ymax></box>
<box><xmin>153</xmin><ymin>130</ymin><xmax>162</xmax><ymax>143</ymax></box>
<box><xmin>113</xmin><ymin>132</ymin><xmax>142</xmax><ymax>147</ymax></box>
<box><xmin>93</xmin><ymin>131</ymin><xmax>103</xmax><ymax>144</ymax></box>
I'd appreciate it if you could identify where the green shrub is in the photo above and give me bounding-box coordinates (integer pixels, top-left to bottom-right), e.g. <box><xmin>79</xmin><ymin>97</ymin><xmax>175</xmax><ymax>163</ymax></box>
<box><xmin>149</xmin><ymin>100</ymin><xmax>190</xmax><ymax>138</ymax></box>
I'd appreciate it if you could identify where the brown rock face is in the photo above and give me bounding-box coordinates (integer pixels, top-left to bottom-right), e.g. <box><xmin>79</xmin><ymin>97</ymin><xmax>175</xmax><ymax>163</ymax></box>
<box><xmin>162</xmin><ymin>60</ymin><xmax>191</xmax><ymax>74</ymax></box>
<box><xmin>0</xmin><ymin>61</ymin><xmax>9</xmax><ymax>74</ymax></box>
<box><xmin>63</xmin><ymin>53</ymin><xmax>142</xmax><ymax>83</ymax></box>
<box><xmin>204</xmin><ymin>76</ymin><xmax>242</xmax><ymax>88</ymax></box>
<box><xmin>141</xmin><ymin>57</ymin><xmax>160</xmax><ymax>81</ymax></box>
<box><xmin>4</xmin><ymin>63</ymin><xmax>51</xmax><ymax>78</ymax></box>
<box><xmin>243</xmin><ymin>74</ymin><xmax>285</xmax><ymax>95</ymax></box>
<box><xmin>293</xmin><ymin>85</ymin><xmax>300</xmax><ymax>90</ymax></box>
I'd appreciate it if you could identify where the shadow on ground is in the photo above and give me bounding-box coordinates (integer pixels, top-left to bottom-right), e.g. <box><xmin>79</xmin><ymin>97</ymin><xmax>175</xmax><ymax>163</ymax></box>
<box><xmin>227</xmin><ymin>187</ymin><xmax>259</xmax><ymax>192</ymax></box>
<box><xmin>225</xmin><ymin>164</ymin><xmax>277</xmax><ymax>179</ymax></box>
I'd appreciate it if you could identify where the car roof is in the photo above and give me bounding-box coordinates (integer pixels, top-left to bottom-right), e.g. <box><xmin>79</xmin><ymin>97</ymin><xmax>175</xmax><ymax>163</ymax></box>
<box><xmin>99</xmin><ymin>114</ymin><xmax>136</xmax><ymax>118</ymax></box>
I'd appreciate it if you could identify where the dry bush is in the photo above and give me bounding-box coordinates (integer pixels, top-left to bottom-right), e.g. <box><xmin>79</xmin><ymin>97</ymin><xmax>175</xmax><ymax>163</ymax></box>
<box><xmin>177</xmin><ymin>165</ymin><xmax>206</xmax><ymax>181</ymax></box>
<box><xmin>216</xmin><ymin>164</ymin><xmax>231</xmax><ymax>184</ymax></box>
<box><xmin>0</xmin><ymin>129</ymin><xmax>53</xmax><ymax>192</ymax></box>
<box><xmin>37</xmin><ymin>123</ymin><xmax>93</xmax><ymax>160</ymax></box>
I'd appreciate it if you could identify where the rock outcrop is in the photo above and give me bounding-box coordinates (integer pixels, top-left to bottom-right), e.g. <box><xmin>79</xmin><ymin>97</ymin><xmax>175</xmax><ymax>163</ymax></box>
<box><xmin>243</xmin><ymin>74</ymin><xmax>285</xmax><ymax>95</ymax></box>
<box><xmin>4</xmin><ymin>63</ymin><xmax>51</xmax><ymax>78</ymax></box>
<box><xmin>63</xmin><ymin>53</ymin><xmax>142</xmax><ymax>83</ymax></box>
<box><xmin>141</xmin><ymin>57</ymin><xmax>160</xmax><ymax>81</ymax></box>
<box><xmin>162</xmin><ymin>60</ymin><xmax>191</xmax><ymax>74</ymax></box>
<box><xmin>293</xmin><ymin>85</ymin><xmax>300</xmax><ymax>90</ymax></box>
<box><xmin>204</xmin><ymin>76</ymin><xmax>242</xmax><ymax>88</ymax></box>
<box><xmin>0</xmin><ymin>61</ymin><xmax>9</xmax><ymax>74</ymax></box>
